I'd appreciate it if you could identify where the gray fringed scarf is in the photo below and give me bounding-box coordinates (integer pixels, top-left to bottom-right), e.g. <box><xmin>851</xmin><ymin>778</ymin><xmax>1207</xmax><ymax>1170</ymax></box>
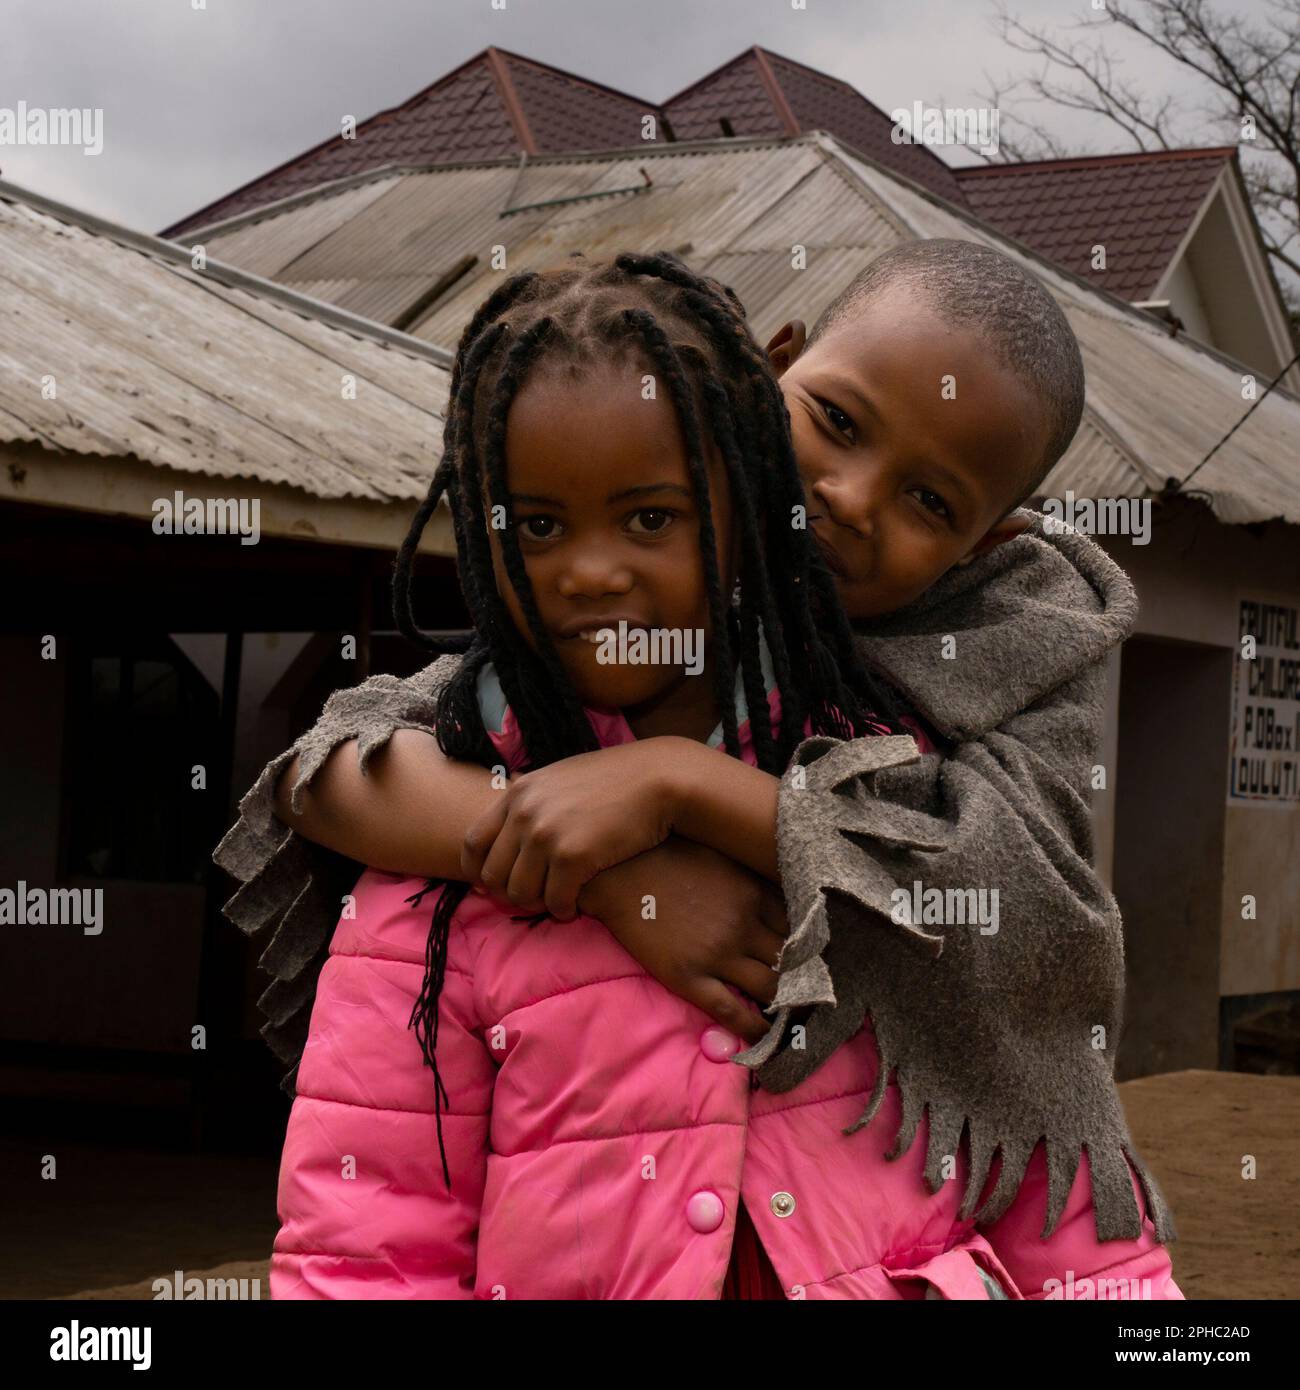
<box><xmin>214</xmin><ymin>510</ymin><xmax>1175</xmax><ymax>1249</ymax></box>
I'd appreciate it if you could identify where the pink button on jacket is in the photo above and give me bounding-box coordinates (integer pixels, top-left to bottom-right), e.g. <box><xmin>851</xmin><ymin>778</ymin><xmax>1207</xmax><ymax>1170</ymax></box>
<box><xmin>270</xmin><ymin>687</ymin><xmax>1182</xmax><ymax>1300</ymax></box>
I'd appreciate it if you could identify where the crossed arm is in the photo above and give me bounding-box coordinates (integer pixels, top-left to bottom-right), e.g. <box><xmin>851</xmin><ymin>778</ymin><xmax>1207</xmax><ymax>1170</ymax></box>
<box><xmin>273</xmin><ymin>731</ymin><xmax>789</xmax><ymax>1044</ymax></box>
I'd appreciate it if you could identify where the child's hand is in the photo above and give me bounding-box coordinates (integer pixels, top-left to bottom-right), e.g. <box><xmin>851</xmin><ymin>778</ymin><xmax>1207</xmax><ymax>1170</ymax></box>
<box><xmin>461</xmin><ymin>739</ymin><xmax>693</xmax><ymax>920</ymax></box>
<box><xmin>576</xmin><ymin>839</ymin><xmax>788</xmax><ymax>1045</ymax></box>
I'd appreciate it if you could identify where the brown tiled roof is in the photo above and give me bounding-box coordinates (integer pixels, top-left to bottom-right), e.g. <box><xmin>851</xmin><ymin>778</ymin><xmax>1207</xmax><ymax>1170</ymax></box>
<box><xmin>504</xmin><ymin>51</ymin><xmax>655</xmax><ymax>151</ymax></box>
<box><xmin>761</xmin><ymin>50</ymin><xmax>967</xmax><ymax>206</ymax></box>
<box><xmin>661</xmin><ymin>49</ymin><xmax>792</xmax><ymax>142</ymax></box>
<box><xmin>165</xmin><ymin>44</ymin><xmax>1228</xmax><ymax>306</ymax></box>
<box><xmin>163</xmin><ymin>48</ymin><xmax>658</xmax><ymax>236</ymax></box>
<box><xmin>165</xmin><ymin>44</ymin><xmax>973</xmax><ymax>238</ymax></box>
<box><xmin>663</xmin><ymin>47</ymin><xmax>966</xmax><ymax>206</ymax></box>
<box><xmin>955</xmin><ymin>148</ymin><xmax>1234</xmax><ymax>300</ymax></box>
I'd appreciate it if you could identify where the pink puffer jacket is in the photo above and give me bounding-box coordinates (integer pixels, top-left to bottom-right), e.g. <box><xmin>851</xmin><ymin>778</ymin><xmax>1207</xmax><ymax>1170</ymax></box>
<box><xmin>271</xmin><ymin>684</ymin><xmax>1182</xmax><ymax>1300</ymax></box>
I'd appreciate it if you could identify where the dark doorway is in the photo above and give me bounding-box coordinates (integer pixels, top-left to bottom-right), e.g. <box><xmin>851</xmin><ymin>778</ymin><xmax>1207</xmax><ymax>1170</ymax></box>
<box><xmin>1112</xmin><ymin>636</ymin><xmax>1233</xmax><ymax>1079</ymax></box>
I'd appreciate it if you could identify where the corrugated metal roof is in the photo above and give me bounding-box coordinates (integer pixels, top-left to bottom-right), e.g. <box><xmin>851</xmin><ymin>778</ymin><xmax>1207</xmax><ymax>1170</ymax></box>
<box><xmin>725</xmin><ymin>159</ymin><xmax>906</xmax><ymax>252</ymax></box>
<box><xmin>700</xmin><ymin>247</ymin><xmax>882</xmax><ymax>346</ymax></box>
<box><xmin>194</xmin><ymin>162</ymin><xmax>582</xmax><ymax>330</ymax></box>
<box><xmin>188</xmin><ymin>174</ymin><xmax>405</xmax><ymax>278</ymax></box>
<box><xmin>176</xmin><ymin>129</ymin><xmax>1300</xmax><ymax>526</ymax></box>
<box><xmin>180</xmin><ymin>139</ymin><xmax>901</xmax><ymax>345</ymax></box>
<box><xmin>414</xmin><ymin>155</ymin><xmax>818</xmax><ymax>345</ymax></box>
<box><xmin>1040</xmin><ymin>414</ymin><xmax>1153</xmax><ymax>504</ymax></box>
<box><xmin>0</xmin><ymin>181</ymin><xmax>450</xmax><ymax>504</ymax></box>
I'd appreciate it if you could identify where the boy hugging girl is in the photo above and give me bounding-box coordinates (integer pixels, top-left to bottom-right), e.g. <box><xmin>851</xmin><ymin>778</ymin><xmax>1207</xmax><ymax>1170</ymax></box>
<box><xmin>217</xmin><ymin>241</ymin><xmax>1181</xmax><ymax>1301</ymax></box>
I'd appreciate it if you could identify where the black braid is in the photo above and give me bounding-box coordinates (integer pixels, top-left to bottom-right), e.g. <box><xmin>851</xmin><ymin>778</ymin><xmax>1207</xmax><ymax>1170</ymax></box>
<box><xmin>618</xmin><ymin>306</ymin><xmax>740</xmax><ymax>758</ymax></box>
<box><xmin>676</xmin><ymin>282</ymin><xmax>862</xmax><ymax>730</ymax></box>
<box><xmin>390</xmin><ymin>251</ymin><xmax>911</xmax><ymax>1189</ymax></box>
<box><xmin>394</xmin><ymin>321</ymin><xmax>510</xmax><ymax>653</ymax></box>
<box><xmin>477</xmin><ymin>317</ymin><xmax>601</xmax><ymax>761</ymax></box>
<box><xmin>623</xmin><ymin>256</ymin><xmax>911</xmax><ymax>738</ymax></box>
<box><xmin>686</xmin><ymin>358</ymin><xmax>788</xmax><ymax>767</ymax></box>
<box><xmin>449</xmin><ymin>271</ymin><xmax>541</xmax><ymax>396</ymax></box>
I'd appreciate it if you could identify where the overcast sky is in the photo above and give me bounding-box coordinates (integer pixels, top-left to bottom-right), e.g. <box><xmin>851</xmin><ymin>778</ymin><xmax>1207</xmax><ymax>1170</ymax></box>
<box><xmin>1</xmin><ymin>0</ymin><xmax>1269</xmax><ymax>235</ymax></box>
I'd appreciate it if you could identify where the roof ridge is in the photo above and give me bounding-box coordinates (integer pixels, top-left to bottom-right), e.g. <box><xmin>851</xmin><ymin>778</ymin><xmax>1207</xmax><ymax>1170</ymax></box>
<box><xmin>757</xmin><ymin>48</ymin><xmax>965</xmax><ymax>200</ymax></box>
<box><xmin>755</xmin><ymin>46</ymin><xmax>865</xmax><ymax>94</ymax></box>
<box><xmin>176</xmin><ymin>131</ymin><xmax>823</xmax><ymax>239</ymax></box>
<box><xmin>752</xmin><ymin>46</ymin><xmax>801</xmax><ymax>136</ymax></box>
<box><xmin>956</xmin><ymin>146</ymin><xmax>1237</xmax><ymax>176</ymax></box>
<box><xmin>484</xmin><ymin>46</ymin><xmax>536</xmax><ymax>155</ymax></box>
<box><xmin>375</xmin><ymin>47</ymin><xmax>501</xmax><ymax>118</ymax></box>
<box><xmin>662</xmin><ymin>46</ymin><xmax>764</xmax><ymax>106</ymax></box>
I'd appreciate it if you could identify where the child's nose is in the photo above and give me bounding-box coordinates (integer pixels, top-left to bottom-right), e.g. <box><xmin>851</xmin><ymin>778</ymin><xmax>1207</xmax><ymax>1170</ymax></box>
<box><xmin>556</xmin><ymin>551</ymin><xmax>635</xmax><ymax>598</ymax></box>
<box><xmin>814</xmin><ymin>475</ymin><xmax>875</xmax><ymax>539</ymax></box>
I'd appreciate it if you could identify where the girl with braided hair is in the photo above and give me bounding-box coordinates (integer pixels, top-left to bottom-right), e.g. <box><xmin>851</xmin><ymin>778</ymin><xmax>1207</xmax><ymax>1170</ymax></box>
<box><xmin>222</xmin><ymin>247</ymin><xmax>1180</xmax><ymax>1299</ymax></box>
<box><xmin>258</xmin><ymin>251</ymin><xmax>926</xmax><ymax>1298</ymax></box>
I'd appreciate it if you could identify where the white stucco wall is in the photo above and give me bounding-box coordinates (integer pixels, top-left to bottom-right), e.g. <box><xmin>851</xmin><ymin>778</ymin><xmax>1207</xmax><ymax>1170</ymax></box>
<box><xmin>1097</xmin><ymin>507</ymin><xmax>1300</xmax><ymax>997</ymax></box>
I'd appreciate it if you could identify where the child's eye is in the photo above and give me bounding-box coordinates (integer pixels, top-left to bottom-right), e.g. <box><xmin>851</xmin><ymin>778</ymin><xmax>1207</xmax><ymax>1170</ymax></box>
<box><xmin>627</xmin><ymin>508</ymin><xmax>676</xmax><ymax>535</ymax></box>
<box><xmin>519</xmin><ymin>515</ymin><xmax>562</xmax><ymax>541</ymax></box>
<box><xmin>911</xmin><ymin>488</ymin><xmax>952</xmax><ymax>521</ymax></box>
<box><xmin>818</xmin><ymin>399</ymin><xmax>856</xmax><ymax>441</ymax></box>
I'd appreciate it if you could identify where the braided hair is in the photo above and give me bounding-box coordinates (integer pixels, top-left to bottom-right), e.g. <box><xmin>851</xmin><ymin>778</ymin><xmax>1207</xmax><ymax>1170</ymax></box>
<box><xmin>392</xmin><ymin>251</ymin><xmax>909</xmax><ymax>1186</ymax></box>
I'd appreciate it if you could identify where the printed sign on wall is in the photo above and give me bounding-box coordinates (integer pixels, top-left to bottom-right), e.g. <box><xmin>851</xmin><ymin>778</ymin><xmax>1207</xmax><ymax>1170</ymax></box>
<box><xmin>1229</xmin><ymin>595</ymin><xmax>1300</xmax><ymax>804</ymax></box>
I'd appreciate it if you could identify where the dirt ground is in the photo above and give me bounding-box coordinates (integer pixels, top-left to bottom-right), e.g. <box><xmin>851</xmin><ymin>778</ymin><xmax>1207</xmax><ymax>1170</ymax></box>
<box><xmin>0</xmin><ymin>1142</ymin><xmax>278</xmax><ymax>1302</ymax></box>
<box><xmin>13</xmin><ymin>1068</ymin><xmax>1299</xmax><ymax>1300</ymax></box>
<box><xmin>1118</xmin><ymin>1069</ymin><xmax>1299</xmax><ymax>1300</ymax></box>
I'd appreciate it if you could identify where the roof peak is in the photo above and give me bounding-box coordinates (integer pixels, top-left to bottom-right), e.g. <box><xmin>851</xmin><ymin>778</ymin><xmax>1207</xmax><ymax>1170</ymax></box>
<box><xmin>750</xmin><ymin>45</ymin><xmax>861</xmax><ymax>90</ymax></box>
<box><xmin>664</xmin><ymin>43</ymin><xmax>858</xmax><ymax>98</ymax></box>
<box><xmin>481</xmin><ymin>45</ymin><xmax>661</xmax><ymax>109</ymax></box>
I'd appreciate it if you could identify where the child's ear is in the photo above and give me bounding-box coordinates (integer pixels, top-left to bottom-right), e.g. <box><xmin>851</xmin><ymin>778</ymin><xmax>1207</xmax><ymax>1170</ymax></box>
<box><xmin>765</xmin><ymin>320</ymin><xmax>807</xmax><ymax>377</ymax></box>
<box><xmin>955</xmin><ymin>511</ymin><xmax>1032</xmax><ymax>566</ymax></box>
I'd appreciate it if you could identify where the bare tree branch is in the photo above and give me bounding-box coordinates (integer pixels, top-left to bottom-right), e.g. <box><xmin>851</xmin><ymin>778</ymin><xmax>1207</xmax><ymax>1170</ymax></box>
<box><xmin>973</xmin><ymin>74</ymin><xmax>1083</xmax><ymax>162</ymax></box>
<box><xmin>988</xmin><ymin>8</ymin><xmax>1179</xmax><ymax>149</ymax></box>
<box><xmin>983</xmin><ymin>0</ymin><xmax>1300</xmax><ymax>313</ymax></box>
